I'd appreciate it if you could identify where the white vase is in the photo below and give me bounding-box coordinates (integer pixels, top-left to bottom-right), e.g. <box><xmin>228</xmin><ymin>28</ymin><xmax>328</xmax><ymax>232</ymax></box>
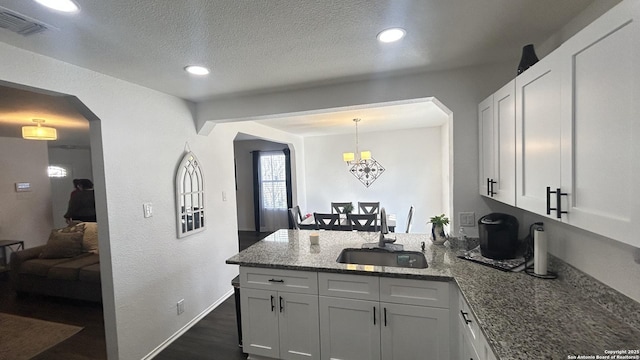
<box><xmin>431</xmin><ymin>224</ymin><xmax>447</xmax><ymax>245</ymax></box>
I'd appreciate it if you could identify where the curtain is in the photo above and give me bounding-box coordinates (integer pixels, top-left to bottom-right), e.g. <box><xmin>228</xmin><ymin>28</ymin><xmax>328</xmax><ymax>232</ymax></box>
<box><xmin>254</xmin><ymin>151</ymin><xmax>289</xmax><ymax>232</ymax></box>
<box><xmin>283</xmin><ymin>147</ymin><xmax>294</xmax><ymax>229</ymax></box>
<box><xmin>252</xmin><ymin>151</ymin><xmax>260</xmax><ymax>232</ymax></box>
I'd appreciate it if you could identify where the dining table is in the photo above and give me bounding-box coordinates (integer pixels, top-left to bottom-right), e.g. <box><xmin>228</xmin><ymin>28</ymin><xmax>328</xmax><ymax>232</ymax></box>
<box><xmin>299</xmin><ymin>212</ymin><xmax>396</xmax><ymax>232</ymax></box>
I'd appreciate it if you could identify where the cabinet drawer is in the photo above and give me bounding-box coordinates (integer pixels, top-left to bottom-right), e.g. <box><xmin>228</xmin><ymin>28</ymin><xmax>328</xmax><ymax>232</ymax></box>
<box><xmin>380</xmin><ymin>277</ymin><xmax>450</xmax><ymax>308</ymax></box>
<box><xmin>318</xmin><ymin>272</ymin><xmax>380</xmax><ymax>301</ymax></box>
<box><xmin>240</xmin><ymin>267</ymin><xmax>318</xmax><ymax>294</ymax></box>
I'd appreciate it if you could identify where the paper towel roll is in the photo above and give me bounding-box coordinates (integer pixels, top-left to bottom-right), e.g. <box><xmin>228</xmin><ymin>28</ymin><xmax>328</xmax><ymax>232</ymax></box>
<box><xmin>534</xmin><ymin>228</ymin><xmax>548</xmax><ymax>275</ymax></box>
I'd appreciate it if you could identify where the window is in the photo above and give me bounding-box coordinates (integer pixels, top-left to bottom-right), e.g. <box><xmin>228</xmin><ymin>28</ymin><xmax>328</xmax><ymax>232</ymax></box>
<box><xmin>48</xmin><ymin>165</ymin><xmax>67</xmax><ymax>178</ymax></box>
<box><xmin>175</xmin><ymin>152</ymin><xmax>205</xmax><ymax>238</ymax></box>
<box><xmin>260</xmin><ymin>153</ymin><xmax>287</xmax><ymax>210</ymax></box>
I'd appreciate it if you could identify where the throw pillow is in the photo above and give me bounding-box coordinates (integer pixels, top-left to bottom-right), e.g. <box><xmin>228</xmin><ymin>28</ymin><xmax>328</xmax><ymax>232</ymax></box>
<box><xmin>57</xmin><ymin>222</ymin><xmax>85</xmax><ymax>234</ymax></box>
<box><xmin>40</xmin><ymin>230</ymin><xmax>84</xmax><ymax>259</ymax></box>
<box><xmin>79</xmin><ymin>222</ymin><xmax>99</xmax><ymax>254</ymax></box>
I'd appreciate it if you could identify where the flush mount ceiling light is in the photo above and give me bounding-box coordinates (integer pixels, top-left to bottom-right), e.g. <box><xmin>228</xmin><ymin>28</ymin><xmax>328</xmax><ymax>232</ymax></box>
<box><xmin>34</xmin><ymin>0</ymin><xmax>79</xmax><ymax>13</ymax></box>
<box><xmin>184</xmin><ymin>65</ymin><xmax>210</xmax><ymax>76</ymax></box>
<box><xmin>22</xmin><ymin>119</ymin><xmax>57</xmax><ymax>140</ymax></box>
<box><xmin>377</xmin><ymin>27</ymin><xmax>406</xmax><ymax>43</ymax></box>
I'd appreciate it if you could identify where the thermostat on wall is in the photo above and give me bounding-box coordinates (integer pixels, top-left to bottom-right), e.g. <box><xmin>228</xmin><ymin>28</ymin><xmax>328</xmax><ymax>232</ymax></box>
<box><xmin>15</xmin><ymin>182</ymin><xmax>31</xmax><ymax>192</ymax></box>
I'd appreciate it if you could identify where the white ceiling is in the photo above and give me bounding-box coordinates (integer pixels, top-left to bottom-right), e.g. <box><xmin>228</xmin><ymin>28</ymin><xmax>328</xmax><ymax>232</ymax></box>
<box><xmin>255</xmin><ymin>99</ymin><xmax>449</xmax><ymax>137</ymax></box>
<box><xmin>0</xmin><ymin>0</ymin><xmax>601</xmax><ymax>145</ymax></box>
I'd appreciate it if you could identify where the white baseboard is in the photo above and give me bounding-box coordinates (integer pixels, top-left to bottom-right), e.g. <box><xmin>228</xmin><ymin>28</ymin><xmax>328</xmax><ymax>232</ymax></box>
<box><xmin>142</xmin><ymin>289</ymin><xmax>235</xmax><ymax>359</ymax></box>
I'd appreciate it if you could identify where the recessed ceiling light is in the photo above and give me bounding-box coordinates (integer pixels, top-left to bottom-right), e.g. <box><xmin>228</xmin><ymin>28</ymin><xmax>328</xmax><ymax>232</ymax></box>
<box><xmin>34</xmin><ymin>0</ymin><xmax>79</xmax><ymax>13</ymax></box>
<box><xmin>377</xmin><ymin>28</ymin><xmax>406</xmax><ymax>43</ymax></box>
<box><xmin>184</xmin><ymin>65</ymin><xmax>210</xmax><ymax>76</ymax></box>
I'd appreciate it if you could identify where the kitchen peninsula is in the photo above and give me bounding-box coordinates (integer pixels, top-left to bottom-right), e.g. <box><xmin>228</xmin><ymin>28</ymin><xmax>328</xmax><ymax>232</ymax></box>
<box><xmin>226</xmin><ymin>230</ymin><xmax>640</xmax><ymax>360</ymax></box>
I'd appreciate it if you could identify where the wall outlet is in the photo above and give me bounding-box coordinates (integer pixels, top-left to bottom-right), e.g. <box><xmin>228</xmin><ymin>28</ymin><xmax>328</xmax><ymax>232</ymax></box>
<box><xmin>143</xmin><ymin>203</ymin><xmax>153</xmax><ymax>218</ymax></box>
<box><xmin>177</xmin><ymin>299</ymin><xmax>184</xmax><ymax>315</ymax></box>
<box><xmin>459</xmin><ymin>212</ymin><xmax>476</xmax><ymax>227</ymax></box>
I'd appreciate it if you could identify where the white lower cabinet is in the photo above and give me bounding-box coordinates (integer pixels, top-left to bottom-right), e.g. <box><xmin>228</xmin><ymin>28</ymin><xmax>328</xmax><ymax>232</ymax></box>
<box><xmin>240</xmin><ymin>268</ymin><xmax>320</xmax><ymax>360</ymax></box>
<box><xmin>318</xmin><ymin>273</ymin><xmax>450</xmax><ymax>360</ymax></box>
<box><xmin>456</xmin><ymin>289</ymin><xmax>497</xmax><ymax>360</ymax></box>
<box><xmin>319</xmin><ymin>296</ymin><xmax>381</xmax><ymax>360</ymax></box>
<box><xmin>380</xmin><ymin>302</ymin><xmax>450</xmax><ymax>360</ymax></box>
<box><xmin>240</xmin><ymin>267</ymin><xmax>499</xmax><ymax>360</ymax></box>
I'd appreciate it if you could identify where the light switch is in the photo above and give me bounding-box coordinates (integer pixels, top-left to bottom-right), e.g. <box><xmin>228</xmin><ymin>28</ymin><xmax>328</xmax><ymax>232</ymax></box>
<box><xmin>459</xmin><ymin>212</ymin><xmax>475</xmax><ymax>227</ymax></box>
<box><xmin>143</xmin><ymin>203</ymin><xmax>153</xmax><ymax>218</ymax></box>
<box><xmin>222</xmin><ymin>191</ymin><xmax>227</xmax><ymax>202</ymax></box>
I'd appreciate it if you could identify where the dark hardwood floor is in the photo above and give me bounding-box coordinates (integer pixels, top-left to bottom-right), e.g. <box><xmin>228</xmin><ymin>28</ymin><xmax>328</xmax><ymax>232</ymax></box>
<box><xmin>0</xmin><ymin>231</ymin><xmax>270</xmax><ymax>360</ymax></box>
<box><xmin>155</xmin><ymin>231</ymin><xmax>272</xmax><ymax>359</ymax></box>
<box><xmin>0</xmin><ymin>274</ymin><xmax>107</xmax><ymax>360</ymax></box>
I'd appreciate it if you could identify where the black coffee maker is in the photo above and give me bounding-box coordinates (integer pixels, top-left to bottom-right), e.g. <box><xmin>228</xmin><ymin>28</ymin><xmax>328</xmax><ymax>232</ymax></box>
<box><xmin>478</xmin><ymin>213</ymin><xmax>519</xmax><ymax>259</ymax></box>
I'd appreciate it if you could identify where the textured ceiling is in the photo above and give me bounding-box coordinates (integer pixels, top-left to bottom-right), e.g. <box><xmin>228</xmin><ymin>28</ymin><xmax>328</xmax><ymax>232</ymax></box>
<box><xmin>0</xmin><ymin>0</ymin><xmax>599</xmax><ymax>101</ymax></box>
<box><xmin>0</xmin><ymin>0</ymin><xmax>603</xmax><ymax>145</ymax></box>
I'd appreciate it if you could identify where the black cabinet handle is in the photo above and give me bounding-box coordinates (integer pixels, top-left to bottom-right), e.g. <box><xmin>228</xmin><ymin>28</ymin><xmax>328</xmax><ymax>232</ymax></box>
<box><xmin>270</xmin><ymin>295</ymin><xmax>275</xmax><ymax>312</ymax></box>
<box><xmin>460</xmin><ymin>310</ymin><xmax>472</xmax><ymax>324</ymax></box>
<box><xmin>486</xmin><ymin>178</ymin><xmax>491</xmax><ymax>196</ymax></box>
<box><xmin>556</xmin><ymin>188</ymin><xmax>568</xmax><ymax>218</ymax></box>
<box><xmin>384</xmin><ymin>307</ymin><xmax>387</xmax><ymax>327</ymax></box>
<box><xmin>489</xmin><ymin>179</ymin><xmax>497</xmax><ymax>196</ymax></box>
<box><xmin>268</xmin><ymin>279</ymin><xmax>284</xmax><ymax>283</ymax></box>
<box><xmin>373</xmin><ymin>306</ymin><xmax>376</xmax><ymax>325</ymax></box>
<box><xmin>279</xmin><ymin>296</ymin><xmax>283</xmax><ymax>312</ymax></box>
<box><xmin>546</xmin><ymin>187</ymin><xmax>557</xmax><ymax>215</ymax></box>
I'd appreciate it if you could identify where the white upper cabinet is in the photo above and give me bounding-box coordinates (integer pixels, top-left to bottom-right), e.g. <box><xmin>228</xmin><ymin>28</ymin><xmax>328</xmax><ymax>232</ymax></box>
<box><xmin>479</xmin><ymin>95</ymin><xmax>495</xmax><ymax>198</ymax></box>
<box><xmin>558</xmin><ymin>0</ymin><xmax>640</xmax><ymax>246</ymax></box>
<box><xmin>508</xmin><ymin>0</ymin><xmax>640</xmax><ymax>247</ymax></box>
<box><xmin>515</xmin><ymin>51</ymin><xmax>563</xmax><ymax>217</ymax></box>
<box><xmin>480</xmin><ymin>80</ymin><xmax>516</xmax><ymax>205</ymax></box>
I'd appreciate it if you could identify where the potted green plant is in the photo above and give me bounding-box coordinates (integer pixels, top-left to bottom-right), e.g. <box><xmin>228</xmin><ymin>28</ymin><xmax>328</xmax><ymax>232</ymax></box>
<box><xmin>344</xmin><ymin>203</ymin><xmax>354</xmax><ymax>214</ymax></box>
<box><xmin>429</xmin><ymin>214</ymin><xmax>449</xmax><ymax>245</ymax></box>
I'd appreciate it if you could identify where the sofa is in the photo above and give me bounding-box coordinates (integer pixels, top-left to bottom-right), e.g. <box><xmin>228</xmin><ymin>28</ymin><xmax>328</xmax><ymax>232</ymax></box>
<box><xmin>10</xmin><ymin>222</ymin><xmax>102</xmax><ymax>303</ymax></box>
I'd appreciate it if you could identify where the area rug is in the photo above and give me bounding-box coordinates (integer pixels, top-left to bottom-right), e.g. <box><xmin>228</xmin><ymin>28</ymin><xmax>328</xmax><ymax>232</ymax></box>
<box><xmin>0</xmin><ymin>313</ymin><xmax>83</xmax><ymax>360</ymax></box>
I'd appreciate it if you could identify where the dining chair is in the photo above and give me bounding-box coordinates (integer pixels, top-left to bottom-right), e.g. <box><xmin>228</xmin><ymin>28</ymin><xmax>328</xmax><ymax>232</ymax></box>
<box><xmin>347</xmin><ymin>213</ymin><xmax>378</xmax><ymax>232</ymax></box>
<box><xmin>405</xmin><ymin>206</ymin><xmax>414</xmax><ymax>233</ymax></box>
<box><xmin>294</xmin><ymin>205</ymin><xmax>304</xmax><ymax>223</ymax></box>
<box><xmin>288</xmin><ymin>208</ymin><xmax>300</xmax><ymax>229</ymax></box>
<box><xmin>314</xmin><ymin>212</ymin><xmax>340</xmax><ymax>230</ymax></box>
<box><xmin>358</xmin><ymin>202</ymin><xmax>380</xmax><ymax>215</ymax></box>
<box><xmin>331</xmin><ymin>202</ymin><xmax>352</xmax><ymax>214</ymax></box>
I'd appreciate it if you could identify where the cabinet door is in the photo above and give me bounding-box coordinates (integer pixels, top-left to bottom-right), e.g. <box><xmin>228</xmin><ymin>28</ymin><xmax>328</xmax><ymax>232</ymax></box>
<box><xmin>559</xmin><ymin>0</ymin><xmax>640</xmax><ymax>246</ymax></box>
<box><xmin>279</xmin><ymin>293</ymin><xmax>321</xmax><ymax>360</ymax></box>
<box><xmin>515</xmin><ymin>52</ymin><xmax>562</xmax><ymax>217</ymax></box>
<box><xmin>241</xmin><ymin>288</ymin><xmax>280</xmax><ymax>358</ymax></box>
<box><xmin>461</xmin><ymin>330</ymin><xmax>481</xmax><ymax>360</ymax></box>
<box><xmin>319</xmin><ymin>296</ymin><xmax>381</xmax><ymax>360</ymax></box>
<box><xmin>492</xmin><ymin>80</ymin><xmax>516</xmax><ymax>205</ymax></box>
<box><xmin>479</xmin><ymin>95</ymin><xmax>495</xmax><ymax>198</ymax></box>
<box><xmin>381</xmin><ymin>303</ymin><xmax>449</xmax><ymax>360</ymax></box>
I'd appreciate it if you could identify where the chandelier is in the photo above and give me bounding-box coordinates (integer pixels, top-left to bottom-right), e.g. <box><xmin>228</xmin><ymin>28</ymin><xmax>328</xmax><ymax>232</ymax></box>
<box><xmin>342</xmin><ymin>118</ymin><xmax>371</xmax><ymax>164</ymax></box>
<box><xmin>342</xmin><ymin>118</ymin><xmax>385</xmax><ymax>188</ymax></box>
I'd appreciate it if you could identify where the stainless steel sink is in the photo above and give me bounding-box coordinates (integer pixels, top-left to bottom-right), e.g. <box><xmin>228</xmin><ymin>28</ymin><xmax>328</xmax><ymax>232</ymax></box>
<box><xmin>336</xmin><ymin>248</ymin><xmax>428</xmax><ymax>269</ymax></box>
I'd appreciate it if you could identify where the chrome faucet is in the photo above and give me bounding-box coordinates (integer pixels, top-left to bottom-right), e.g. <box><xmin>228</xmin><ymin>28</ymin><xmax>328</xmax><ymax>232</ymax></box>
<box><xmin>378</xmin><ymin>207</ymin><xmax>397</xmax><ymax>248</ymax></box>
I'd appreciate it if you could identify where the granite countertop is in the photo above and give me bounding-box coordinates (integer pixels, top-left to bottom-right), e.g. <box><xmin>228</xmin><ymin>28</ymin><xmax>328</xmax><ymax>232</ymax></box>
<box><xmin>226</xmin><ymin>229</ymin><xmax>640</xmax><ymax>360</ymax></box>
